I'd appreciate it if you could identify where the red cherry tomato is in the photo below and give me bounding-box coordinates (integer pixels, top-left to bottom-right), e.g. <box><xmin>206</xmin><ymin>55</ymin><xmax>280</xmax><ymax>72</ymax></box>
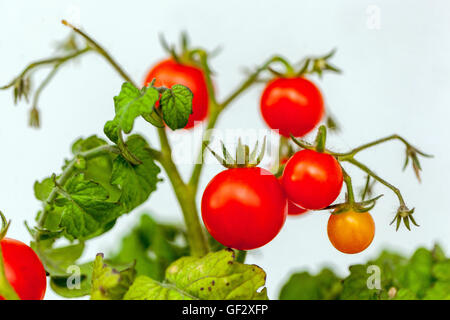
<box><xmin>260</xmin><ymin>77</ymin><xmax>324</xmax><ymax>137</ymax></box>
<box><xmin>0</xmin><ymin>238</ymin><xmax>47</xmax><ymax>300</ymax></box>
<box><xmin>327</xmin><ymin>210</ymin><xmax>375</xmax><ymax>254</ymax></box>
<box><xmin>201</xmin><ymin>167</ymin><xmax>287</xmax><ymax>250</ymax></box>
<box><xmin>282</xmin><ymin>149</ymin><xmax>343</xmax><ymax>210</ymax></box>
<box><xmin>144</xmin><ymin>58</ymin><xmax>209</xmax><ymax>129</ymax></box>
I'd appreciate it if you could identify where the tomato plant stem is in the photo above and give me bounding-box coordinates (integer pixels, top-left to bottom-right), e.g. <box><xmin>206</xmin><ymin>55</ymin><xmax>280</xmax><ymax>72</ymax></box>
<box><xmin>335</xmin><ymin>134</ymin><xmax>430</xmax><ymax>159</ymax></box>
<box><xmin>188</xmin><ymin>108</ymin><xmax>220</xmax><ymax>193</ymax></box>
<box><xmin>157</xmin><ymin>128</ymin><xmax>209</xmax><ymax>256</ymax></box>
<box><xmin>61</xmin><ymin>20</ymin><xmax>136</xmax><ymax>86</ymax></box>
<box><xmin>346</xmin><ymin>158</ymin><xmax>406</xmax><ymax>207</ymax></box>
<box><xmin>341</xmin><ymin>168</ymin><xmax>355</xmax><ymax>204</ymax></box>
<box><xmin>0</xmin><ymin>48</ymin><xmax>91</xmax><ymax>90</ymax></box>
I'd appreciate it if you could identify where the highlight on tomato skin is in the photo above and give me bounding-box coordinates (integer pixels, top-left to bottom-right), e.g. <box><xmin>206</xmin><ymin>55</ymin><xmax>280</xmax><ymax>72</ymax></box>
<box><xmin>287</xmin><ymin>201</ymin><xmax>308</xmax><ymax>216</ymax></box>
<box><xmin>277</xmin><ymin>176</ymin><xmax>308</xmax><ymax>216</ymax></box>
<box><xmin>143</xmin><ymin>58</ymin><xmax>209</xmax><ymax>129</ymax></box>
<box><xmin>201</xmin><ymin>167</ymin><xmax>287</xmax><ymax>251</ymax></box>
<box><xmin>260</xmin><ymin>77</ymin><xmax>324</xmax><ymax>138</ymax></box>
<box><xmin>327</xmin><ymin>210</ymin><xmax>375</xmax><ymax>254</ymax></box>
<box><xmin>0</xmin><ymin>238</ymin><xmax>47</xmax><ymax>300</ymax></box>
<box><xmin>281</xmin><ymin>149</ymin><xmax>343</xmax><ymax>210</ymax></box>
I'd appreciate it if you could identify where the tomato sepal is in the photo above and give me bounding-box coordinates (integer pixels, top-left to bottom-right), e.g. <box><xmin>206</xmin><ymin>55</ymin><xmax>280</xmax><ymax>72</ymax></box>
<box><xmin>204</xmin><ymin>137</ymin><xmax>267</xmax><ymax>169</ymax></box>
<box><xmin>0</xmin><ymin>211</ymin><xmax>10</xmax><ymax>241</ymax></box>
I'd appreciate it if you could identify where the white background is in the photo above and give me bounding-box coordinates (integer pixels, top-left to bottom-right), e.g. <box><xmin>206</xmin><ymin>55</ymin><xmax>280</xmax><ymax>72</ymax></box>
<box><xmin>0</xmin><ymin>1</ymin><xmax>449</xmax><ymax>300</ymax></box>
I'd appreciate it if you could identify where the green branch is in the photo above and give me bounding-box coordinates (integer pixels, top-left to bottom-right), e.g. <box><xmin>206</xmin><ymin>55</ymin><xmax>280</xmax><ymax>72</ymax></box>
<box><xmin>62</xmin><ymin>20</ymin><xmax>136</xmax><ymax>87</ymax></box>
<box><xmin>0</xmin><ymin>48</ymin><xmax>90</xmax><ymax>90</ymax></box>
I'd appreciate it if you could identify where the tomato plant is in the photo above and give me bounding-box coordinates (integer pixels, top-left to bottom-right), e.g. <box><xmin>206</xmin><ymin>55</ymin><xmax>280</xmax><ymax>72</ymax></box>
<box><xmin>0</xmin><ymin>19</ymin><xmax>433</xmax><ymax>301</ymax></box>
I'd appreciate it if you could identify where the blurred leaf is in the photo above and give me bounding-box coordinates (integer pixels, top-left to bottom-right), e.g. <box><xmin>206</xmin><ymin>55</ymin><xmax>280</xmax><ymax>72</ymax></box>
<box><xmin>279</xmin><ymin>268</ymin><xmax>342</xmax><ymax>300</ymax></box>
<box><xmin>109</xmin><ymin>214</ymin><xmax>188</xmax><ymax>281</ymax></box>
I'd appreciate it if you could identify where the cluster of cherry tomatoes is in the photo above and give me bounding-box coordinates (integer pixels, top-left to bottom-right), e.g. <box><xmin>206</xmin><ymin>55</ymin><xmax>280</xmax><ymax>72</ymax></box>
<box><xmin>144</xmin><ymin>56</ymin><xmax>377</xmax><ymax>255</ymax></box>
<box><xmin>143</xmin><ymin>54</ymin><xmax>376</xmax><ymax>255</ymax></box>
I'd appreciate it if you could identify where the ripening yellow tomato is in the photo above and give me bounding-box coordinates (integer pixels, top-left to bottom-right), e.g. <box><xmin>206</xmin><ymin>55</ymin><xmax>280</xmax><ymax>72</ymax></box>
<box><xmin>327</xmin><ymin>210</ymin><xmax>375</xmax><ymax>254</ymax></box>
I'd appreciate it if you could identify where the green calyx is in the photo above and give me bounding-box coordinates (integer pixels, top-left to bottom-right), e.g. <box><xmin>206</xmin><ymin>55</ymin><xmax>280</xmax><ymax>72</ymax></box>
<box><xmin>204</xmin><ymin>137</ymin><xmax>267</xmax><ymax>169</ymax></box>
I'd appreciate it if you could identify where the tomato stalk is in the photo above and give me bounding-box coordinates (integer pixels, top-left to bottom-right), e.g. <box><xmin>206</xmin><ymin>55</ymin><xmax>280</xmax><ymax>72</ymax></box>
<box><xmin>291</xmin><ymin>128</ymin><xmax>429</xmax><ymax>229</ymax></box>
<box><xmin>0</xmin><ymin>211</ymin><xmax>20</xmax><ymax>300</ymax></box>
<box><xmin>341</xmin><ymin>168</ymin><xmax>356</xmax><ymax>205</ymax></box>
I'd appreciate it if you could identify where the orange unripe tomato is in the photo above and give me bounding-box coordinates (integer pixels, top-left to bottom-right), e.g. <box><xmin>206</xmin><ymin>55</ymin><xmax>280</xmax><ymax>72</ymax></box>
<box><xmin>327</xmin><ymin>210</ymin><xmax>375</xmax><ymax>254</ymax></box>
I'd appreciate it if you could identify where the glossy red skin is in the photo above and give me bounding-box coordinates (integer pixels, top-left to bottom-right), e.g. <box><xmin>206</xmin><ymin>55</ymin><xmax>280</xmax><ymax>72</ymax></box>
<box><xmin>260</xmin><ymin>77</ymin><xmax>324</xmax><ymax>137</ymax></box>
<box><xmin>201</xmin><ymin>167</ymin><xmax>287</xmax><ymax>250</ymax></box>
<box><xmin>144</xmin><ymin>59</ymin><xmax>209</xmax><ymax>128</ymax></box>
<box><xmin>282</xmin><ymin>150</ymin><xmax>343</xmax><ymax>210</ymax></box>
<box><xmin>0</xmin><ymin>238</ymin><xmax>47</xmax><ymax>300</ymax></box>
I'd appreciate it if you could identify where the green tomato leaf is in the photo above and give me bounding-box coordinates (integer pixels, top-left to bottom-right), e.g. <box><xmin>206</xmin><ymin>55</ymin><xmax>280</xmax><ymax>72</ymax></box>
<box><xmin>423</xmin><ymin>281</ymin><xmax>450</xmax><ymax>300</ymax></box>
<box><xmin>104</xmin><ymin>82</ymin><xmax>160</xmax><ymax>143</ymax></box>
<box><xmin>124</xmin><ymin>249</ymin><xmax>268</xmax><ymax>300</ymax></box>
<box><xmin>90</xmin><ymin>253</ymin><xmax>136</xmax><ymax>300</ymax></box>
<box><xmin>31</xmin><ymin>240</ymin><xmax>85</xmax><ymax>276</ymax></box>
<box><xmin>392</xmin><ymin>288</ymin><xmax>418</xmax><ymax>300</ymax></box>
<box><xmin>34</xmin><ymin>177</ymin><xmax>55</xmax><ymax>201</ymax></box>
<box><xmin>71</xmin><ymin>135</ymin><xmax>121</xmax><ymax>202</ymax></box>
<box><xmin>160</xmin><ymin>84</ymin><xmax>193</xmax><ymax>130</ymax></box>
<box><xmin>113</xmin><ymin>82</ymin><xmax>160</xmax><ymax>134</ymax></box>
<box><xmin>110</xmin><ymin>135</ymin><xmax>161</xmax><ymax>212</ymax></box>
<box><xmin>279</xmin><ymin>268</ymin><xmax>342</xmax><ymax>300</ymax></box>
<box><xmin>109</xmin><ymin>214</ymin><xmax>188</xmax><ymax>281</ymax></box>
<box><xmin>55</xmin><ymin>174</ymin><xmax>121</xmax><ymax>239</ymax></box>
<box><xmin>339</xmin><ymin>265</ymin><xmax>380</xmax><ymax>300</ymax></box>
<box><xmin>397</xmin><ymin>248</ymin><xmax>433</xmax><ymax>298</ymax></box>
<box><xmin>104</xmin><ymin>120</ymin><xmax>120</xmax><ymax>144</ymax></box>
<box><xmin>50</xmin><ymin>261</ymin><xmax>94</xmax><ymax>298</ymax></box>
<box><xmin>432</xmin><ymin>260</ymin><xmax>450</xmax><ymax>281</ymax></box>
